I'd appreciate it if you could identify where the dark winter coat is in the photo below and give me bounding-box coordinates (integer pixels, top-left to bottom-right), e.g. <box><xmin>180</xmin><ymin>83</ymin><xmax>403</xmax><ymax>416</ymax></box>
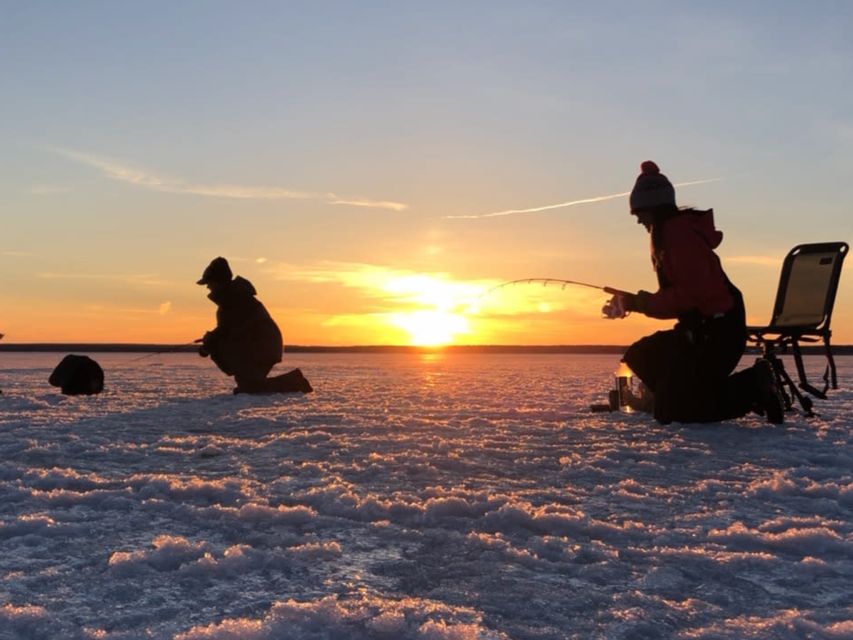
<box><xmin>203</xmin><ymin>276</ymin><xmax>282</xmax><ymax>378</ymax></box>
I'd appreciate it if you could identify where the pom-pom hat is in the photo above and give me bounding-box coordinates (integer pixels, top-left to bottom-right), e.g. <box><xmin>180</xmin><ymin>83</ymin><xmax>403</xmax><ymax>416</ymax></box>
<box><xmin>629</xmin><ymin>160</ymin><xmax>676</xmax><ymax>214</ymax></box>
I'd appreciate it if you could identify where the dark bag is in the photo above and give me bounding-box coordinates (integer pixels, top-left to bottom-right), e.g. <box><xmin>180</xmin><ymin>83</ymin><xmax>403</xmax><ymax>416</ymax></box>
<box><xmin>49</xmin><ymin>355</ymin><xmax>104</xmax><ymax>395</ymax></box>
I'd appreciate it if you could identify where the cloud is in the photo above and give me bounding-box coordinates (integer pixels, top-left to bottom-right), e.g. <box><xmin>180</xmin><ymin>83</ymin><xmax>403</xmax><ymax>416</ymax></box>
<box><xmin>446</xmin><ymin>179</ymin><xmax>721</xmax><ymax>220</ymax></box>
<box><xmin>37</xmin><ymin>272</ymin><xmax>169</xmax><ymax>286</ymax></box>
<box><xmin>73</xmin><ymin>304</ymin><xmax>178</xmax><ymax>318</ymax></box>
<box><xmin>219</xmin><ymin>255</ymin><xmax>270</xmax><ymax>266</ymax></box>
<box><xmin>326</xmin><ymin>196</ymin><xmax>409</xmax><ymax>212</ymax></box>
<box><xmin>727</xmin><ymin>255</ymin><xmax>783</xmax><ymax>268</ymax></box>
<box><xmin>267</xmin><ymin>260</ymin><xmax>611</xmax><ymax>345</ymax></box>
<box><xmin>2</xmin><ymin>251</ymin><xmax>37</xmax><ymax>258</ymax></box>
<box><xmin>268</xmin><ymin>260</ymin><xmax>595</xmax><ymax>316</ymax></box>
<box><xmin>29</xmin><ymin>185</ymin><xmax>71</xmax><ymax>195</ymax></box>
<box><xmin>271</xmin><ymin>262</ymin><xmax>487</xmax><ymax>306</ymax></box>
<box><xmin>268</xmin><ymin>262</ymin><xmax>493</xmax><ymax>345</ymax></box>
<box><xmin>50</xmin><ymin>147</ymin><xmax>408</xmax><ymax>212</ymax></box>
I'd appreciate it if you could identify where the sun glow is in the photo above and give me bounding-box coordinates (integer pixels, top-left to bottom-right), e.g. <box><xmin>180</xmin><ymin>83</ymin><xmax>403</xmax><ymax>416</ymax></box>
<box><xmin>383</xmin><ymin>275</ymin><xmax>479</xmax><ymax>346</ymax></box>
<box><xmin>275</xmin><ymin>261</ymin><xmax>611</xmax><ymax>346</ymax></box>
<box><xmin>390</xmin><ymin>310</ymin><xmax>470</xmax><ymax>347</ymax></box>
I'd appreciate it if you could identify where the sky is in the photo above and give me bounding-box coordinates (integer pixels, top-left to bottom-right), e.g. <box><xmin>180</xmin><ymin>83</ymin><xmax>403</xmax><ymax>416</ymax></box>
<box><xmin>1</xmin><ymin>1</ymin><xmax>852</xmax><ymax>346</ymax></box>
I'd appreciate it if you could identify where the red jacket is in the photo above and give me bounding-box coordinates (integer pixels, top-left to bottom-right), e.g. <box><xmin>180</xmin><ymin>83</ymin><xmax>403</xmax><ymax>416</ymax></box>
<box><xmin>645</xmin><ymin>209</ymin><xmax>734</xmax><ymax>319</ymax></box>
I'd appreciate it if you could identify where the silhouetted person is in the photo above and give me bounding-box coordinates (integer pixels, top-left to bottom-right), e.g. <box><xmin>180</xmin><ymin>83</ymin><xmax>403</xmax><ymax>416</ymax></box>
<box><xmin>49</xmin><ymin>354</ymin><xmax>104</xmax><ymax>395</ymax></box>
<box><xmin>605</xmin><ymin>161</ymin><xmax>783</xmax><ymax>424</ymax></box>
<box><xmin>197</xmin><ymin>257</ymin><xmax>311</xmax><ymax>394</ymax></box>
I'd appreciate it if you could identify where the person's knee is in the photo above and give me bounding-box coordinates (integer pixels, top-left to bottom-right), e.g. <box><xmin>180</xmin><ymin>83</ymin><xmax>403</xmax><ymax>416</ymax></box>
<box><xmin>210</xmin><ymin>352</ymin><xmax>235</xmax><ymax>376</ymax></box>
<box><xmin>623</xmin><ymin>344</ymin><xmax>640</xmax><ymax>371</ymax></box>
<box><xmin>623</xmin><ymin>336</ymin><xmax>658</xmax><ymax>382</ymax></box>
<box><xmin>234</xmin><ymin>366</ymin><xmax>269</xmax><ymax>390</ymax></box>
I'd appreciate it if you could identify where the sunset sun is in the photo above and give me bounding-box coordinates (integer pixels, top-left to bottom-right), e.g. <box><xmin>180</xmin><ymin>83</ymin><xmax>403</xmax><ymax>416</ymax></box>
<box><xmin>382</xmin><ymin>274</ymin><xmax>479</xmax><ymax>346</ymax></box>
<box><xmin>390</xmin><ymin>309</ymin><xmax>470</xmax><ymax>347</ymax></box>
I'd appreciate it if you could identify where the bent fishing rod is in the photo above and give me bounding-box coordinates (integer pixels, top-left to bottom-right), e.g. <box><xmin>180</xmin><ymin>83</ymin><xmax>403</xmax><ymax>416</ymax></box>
<box><xmin>482</xmin><ymin>278</ymin><xmax>630</xmax><ymax>297</ymax></box>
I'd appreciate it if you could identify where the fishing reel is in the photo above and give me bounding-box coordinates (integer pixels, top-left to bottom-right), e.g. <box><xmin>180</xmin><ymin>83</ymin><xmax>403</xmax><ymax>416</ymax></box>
<box><xmin>601</xmin><ymin>293</ymin><xmax>630</xmax><ymax>319</ymax></box>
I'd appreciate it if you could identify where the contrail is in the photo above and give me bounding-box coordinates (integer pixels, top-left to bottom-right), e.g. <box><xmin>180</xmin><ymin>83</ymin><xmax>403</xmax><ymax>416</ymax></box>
<box><xmin>445</xmin><ymin>179</ymin><xmax>721</xmax><ymax>220</ymax></box>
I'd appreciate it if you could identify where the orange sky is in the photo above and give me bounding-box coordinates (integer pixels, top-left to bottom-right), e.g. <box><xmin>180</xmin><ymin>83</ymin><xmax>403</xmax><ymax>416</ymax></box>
<box><xmin>3</xmin><ymin>254</ymin><xmax>850</xmax><ymax>346</ymax></box>
<box><xmin>2</xmin><ymin>5</ymin><xmax>851</xmax><ymax>346</ymax></box>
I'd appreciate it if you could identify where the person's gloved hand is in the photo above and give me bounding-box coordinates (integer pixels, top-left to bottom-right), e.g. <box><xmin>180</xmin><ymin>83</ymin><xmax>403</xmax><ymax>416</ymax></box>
<box><xmin>622</xmin><ymin>290</ymin><xmax>652</xmax><ymax>314</ymax></box>
<box><xmin>198</xmin><ymin>332</ymin><xmax>213</xmax><ymax>358</ymax></box>
<box><xmin>602</xmin><ymin>294</ymin><xmax>629</xmax><ymax>319</ymax></box>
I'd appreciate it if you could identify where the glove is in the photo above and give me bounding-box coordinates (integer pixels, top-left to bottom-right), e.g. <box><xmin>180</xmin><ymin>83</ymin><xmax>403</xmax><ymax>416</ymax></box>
<box><xmin>622</xmin><ymin>290</ymin><xmax>652</xmax><ymax>314</ymax></box>
<box><xmin>602</xmin><ymin>294</ymin><xmax>629</xmax><ymax>319</ymax></box>
<box><xmin>198</xmin><ymin>331</ymin><xmax>214</xmax><ymax>358</ymax></box>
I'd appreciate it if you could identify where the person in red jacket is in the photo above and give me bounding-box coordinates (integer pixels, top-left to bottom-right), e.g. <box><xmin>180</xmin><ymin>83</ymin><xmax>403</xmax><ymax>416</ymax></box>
<box><xmin>612</xmin><ymin>161</ymin><xmax>783</xmax><ymax>424</ymax></box>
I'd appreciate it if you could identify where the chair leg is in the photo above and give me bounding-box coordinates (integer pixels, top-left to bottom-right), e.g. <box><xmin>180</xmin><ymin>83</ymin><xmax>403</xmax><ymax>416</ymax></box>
<box><xmin>792</xmin><ymin>339</ymin><xmax>828</xmax><ymax>399</ymax></box>
<box><xmin>825</xmin><ymin>336</ymin><xmax>839</xmax><ymax>390</ymax></box>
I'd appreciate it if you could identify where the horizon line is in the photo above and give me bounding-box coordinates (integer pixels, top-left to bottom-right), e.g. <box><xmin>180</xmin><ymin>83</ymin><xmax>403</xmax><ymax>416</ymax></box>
<box><xmin>0</xmin><ymin>342</ymin><xmax>629</xmax><ymax>351</ymax></box>
<box><xmin>2</xmin><ymin>343</ymin><xmax>851</xmax><ymax>354</ymax></box>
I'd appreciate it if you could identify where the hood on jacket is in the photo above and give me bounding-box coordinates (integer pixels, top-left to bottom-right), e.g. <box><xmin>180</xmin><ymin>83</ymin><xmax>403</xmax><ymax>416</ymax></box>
<box><xmin>229</xmin><ymin>276</ymin><xmax>257</xmax><ymax>296</ymax></box>
<box><xmin>679</xmin><ymin>208</ymin><xmax>723</xmax><ymax>249</ymax></box>
<box><xmin>208</xmin><ymin>275</ymin><xmax>257</xmax><ymax>304</ymax></box>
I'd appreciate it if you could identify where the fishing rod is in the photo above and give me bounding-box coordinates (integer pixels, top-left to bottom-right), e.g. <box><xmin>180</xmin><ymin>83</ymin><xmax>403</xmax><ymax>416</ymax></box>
<box><xmin>482</xmin><ymin>278</ymin><xmax>629</xmax><ymax>298</ymax></box>
<box><xmin>124</xmin><ymin>339</ymin><xmax>203</xmax><ymax>364</ymax></box>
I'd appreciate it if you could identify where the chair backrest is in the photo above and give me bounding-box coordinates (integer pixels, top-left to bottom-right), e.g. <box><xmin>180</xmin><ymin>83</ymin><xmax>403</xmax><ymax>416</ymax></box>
<box><xmin>769</xmin><ymin>242</ymin><xmax>848</xmax><ymax>332</ymax></box>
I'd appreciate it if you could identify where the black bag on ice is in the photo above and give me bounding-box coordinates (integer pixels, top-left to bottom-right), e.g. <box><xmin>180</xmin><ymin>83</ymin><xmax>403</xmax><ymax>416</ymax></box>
<box><xmin>49</xmin><ymin>355</ymin><xmax>104</xmax><ymax>395</ymax></box>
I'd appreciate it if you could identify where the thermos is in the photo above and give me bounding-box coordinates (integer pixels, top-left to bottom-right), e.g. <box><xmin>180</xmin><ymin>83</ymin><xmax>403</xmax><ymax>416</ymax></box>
<box><xmin>592</xmin><ymin>361</ymin><xmax>637</xmax><ymax>413</ymax></box>
<box><xmin>613</xmin><ymin>361</ymin><xmax>634</xmax><ymax>411</ymax></box>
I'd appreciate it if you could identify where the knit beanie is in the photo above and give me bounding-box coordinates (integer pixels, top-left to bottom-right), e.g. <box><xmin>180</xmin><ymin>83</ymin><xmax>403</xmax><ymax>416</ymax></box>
<box><xmin>629</xmin><ymin>161</ymin><xmax>676</xmax><ymax>214</ymax></box>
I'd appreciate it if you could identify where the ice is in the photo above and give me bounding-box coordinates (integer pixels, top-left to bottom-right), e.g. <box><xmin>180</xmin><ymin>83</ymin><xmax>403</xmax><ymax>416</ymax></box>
<box><xmin>1</xmin><ymin>352</ymin><xmax>851</xmax><ymax>639</ymax></box>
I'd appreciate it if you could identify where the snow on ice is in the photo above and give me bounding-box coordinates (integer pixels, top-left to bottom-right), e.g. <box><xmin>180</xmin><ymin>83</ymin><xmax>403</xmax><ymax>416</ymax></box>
<box><xmin>0</xmin><ymin>352</ymin><xmax>851</xmax><ymax>639</ymax></box>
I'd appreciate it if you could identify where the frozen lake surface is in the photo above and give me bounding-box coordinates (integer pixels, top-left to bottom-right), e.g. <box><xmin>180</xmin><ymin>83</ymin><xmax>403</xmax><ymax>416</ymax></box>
<box><xmin>1</xmin><ymin>352</ymin><xmax>851</xmax><ymax>639</ymax></box>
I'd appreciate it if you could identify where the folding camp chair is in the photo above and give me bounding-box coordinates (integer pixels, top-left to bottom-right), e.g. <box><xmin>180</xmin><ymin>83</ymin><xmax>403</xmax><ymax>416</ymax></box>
<box><xmin>747</xmin><ymin>242</ymin><xmax>848</xmax><ymax>416</ymax></box>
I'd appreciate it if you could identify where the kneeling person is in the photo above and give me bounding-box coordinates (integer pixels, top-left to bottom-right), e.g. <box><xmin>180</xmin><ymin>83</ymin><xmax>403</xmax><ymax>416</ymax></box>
<box><xmin>197</xmin><ymin>257</ymin><xmax>312</xmax><ymax>394</ymax></box>
<box><xmin>607</xmin><ymin>162</ymin><xmax>783</xmax><ymax>424</ymax></box>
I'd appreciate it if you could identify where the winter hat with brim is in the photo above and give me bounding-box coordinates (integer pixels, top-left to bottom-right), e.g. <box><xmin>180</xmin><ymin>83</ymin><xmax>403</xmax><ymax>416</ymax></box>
<box><xmin>629</xmin><ymin>160</ymin><xmax>676</xmax><ymax>214</ymax></box>
<box><xmin>196</xmin><ymin>257</ymin><xmax>233</xmax><ymax>285</ymax></box>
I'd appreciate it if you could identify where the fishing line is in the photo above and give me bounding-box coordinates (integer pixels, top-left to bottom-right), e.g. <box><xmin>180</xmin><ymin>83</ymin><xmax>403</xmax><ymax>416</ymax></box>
<box><xmin>123</xmin><ymin>339</ymin><xmax>202</xmax><ymax>364</ymax></box>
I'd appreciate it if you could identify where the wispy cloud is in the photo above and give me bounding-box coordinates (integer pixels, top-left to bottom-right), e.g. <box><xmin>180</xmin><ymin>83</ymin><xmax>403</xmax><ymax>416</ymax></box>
<box><xmin>727</xmin><ymin>255</ymin><xmax>783</xmax><ymax>268</ymax></box>
<box><xmin>266</xmin><ymin>259</ymin><xmax>611</xmax><ymax>345</ymax></box>
<box><xmin>50</xmin><ymin>147</ymin><xmax>408</xmax><ymax>212</ymax></box>
<box><xmin>270</xmin><ymin>261</ymin><xmax>491</xmax><ymax>309</ymax></box>
<box><xmin>29</xmin><ymin>184</ymin><xmax>71</xmax><ymax>196</ymax></box>
<box><xmin>326</xmin><ymin>196</ymin><xmax>408</xmax><ymax>212</ymax></box>
<box><xmin>221</xmin><ymin>255</ymin><xmax>270</xmax><ymax>265</ymax></box>
<box><xmin>446</xmin><ymin>179</ymin><xmax>721</xmax><ymax>220</ymax></box>
<box><xmin>82</xmin><ymin>303</ymin><xmax>180</xmax><ymax>317</ymax></box>
<box><xmin>267</xmin><ymin>260</ymin><xmax>595</xmax><ymax>315</ymax></box>
<box><xmin>2</xmin><ymin>250</ymin><xmax>37</xmax><ymax>258</ymax></box>
<box><xmin>37</xmin><ymin>272</ymin><xmax>170</xmax><ymax>286</ymax></box>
